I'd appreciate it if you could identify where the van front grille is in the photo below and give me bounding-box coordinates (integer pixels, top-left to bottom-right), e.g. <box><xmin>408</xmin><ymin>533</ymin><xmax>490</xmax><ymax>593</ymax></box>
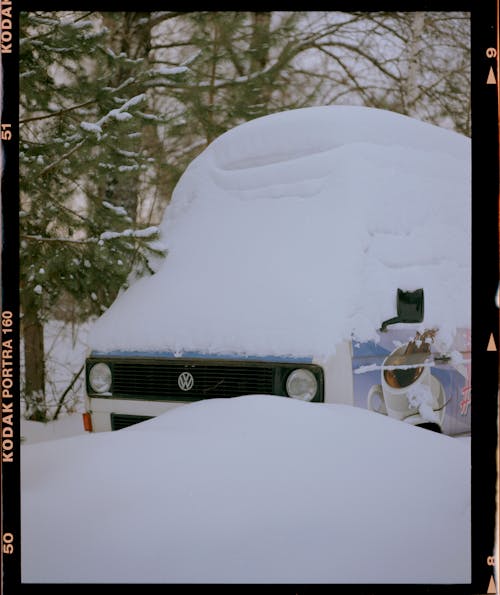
<box><xmin>111</xmin><ymin>361</ymin><xmax>274</xmax><ymax>401</ymax></box>
<box><xmin>86</xmin><ymin>356</ymin><xmax>324</xmax><ymax>404</ymax></box>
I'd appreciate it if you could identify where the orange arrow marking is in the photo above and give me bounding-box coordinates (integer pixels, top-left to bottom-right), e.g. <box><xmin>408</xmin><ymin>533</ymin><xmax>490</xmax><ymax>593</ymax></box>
<box><xmin>487</xmin><ymin>574</ymin><xmax>497</xmax><ymax>593</ymax></box>
<box><xmin>487</xmin><ymin>333</ymin><xmax>497</xmax><ymax>351</ymax></box>
<box><xmin>487</xmin><ymin>67</ymin><xmax>497</xmax><ymax>85</ymax></box>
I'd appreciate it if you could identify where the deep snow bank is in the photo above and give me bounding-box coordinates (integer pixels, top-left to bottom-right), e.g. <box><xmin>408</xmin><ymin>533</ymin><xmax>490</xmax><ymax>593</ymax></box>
<box><xmin>89</xmin><ymin>106</ymin><xmax>470</xmax><ymax>356</ymax></box>
<box><xmin>21</xmin><ymin>394</ymin><xmax>470</xmax><ymax>583</ymax></box>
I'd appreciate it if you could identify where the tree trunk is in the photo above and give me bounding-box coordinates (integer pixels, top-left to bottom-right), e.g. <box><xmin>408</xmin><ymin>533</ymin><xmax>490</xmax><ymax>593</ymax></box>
<box><xmin>22</xmin><ymin>308</ymin><xmax>47</xmax><ymax>421</ymax></box>
<box><xmin>247</xmin><ymin>12</ymin><xmax>273</xmax><ymax>114</ymax></box>
<box><xmin>100</xmin><ymin>12</ymin><xmax>155</xmax><ymax>222</ymax></box>
<box><xmin>249</xmin><ymin>12</ymin><xmax>271</xmax><ymax>72</ymax></box>
<box><xmin>404</xmin><ymin>12</ymin><xmax>426</xmax><ymax>117</ymax></box>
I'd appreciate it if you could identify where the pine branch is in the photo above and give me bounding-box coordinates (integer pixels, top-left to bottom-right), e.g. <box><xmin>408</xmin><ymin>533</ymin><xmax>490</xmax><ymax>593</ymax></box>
<box><xmin>21</xmin><ymin>234</ymin><xmax>98</xmax><ymax>245</ymax></box>
<box><xmin>39</xmin><ymin>140</ymin><xmax>86</xmax><ymax>177</ymax></box>
<box><xmin>20</xmin><ymin>100</ymin><xmax>96</xmax><ymax>124</ymax></box>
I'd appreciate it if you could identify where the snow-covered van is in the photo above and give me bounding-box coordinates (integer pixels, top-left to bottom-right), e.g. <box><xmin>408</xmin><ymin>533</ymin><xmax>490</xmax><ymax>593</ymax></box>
<box><xmin>84</xmin><ymin>105</ymin><xmax>471</xmax><ymax>435</ymax></box>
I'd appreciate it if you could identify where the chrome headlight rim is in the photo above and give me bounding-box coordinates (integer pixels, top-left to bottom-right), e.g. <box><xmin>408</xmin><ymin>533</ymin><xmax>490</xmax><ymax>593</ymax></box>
<box><xmin>285</xmin><ymin>368</ymin><xmax>318</xmax><ymax>402</ymax></box>
<box><xmin>88</xmin><ymin>362</ymin><xmax>112</xmax><ymax>394</ymax></box>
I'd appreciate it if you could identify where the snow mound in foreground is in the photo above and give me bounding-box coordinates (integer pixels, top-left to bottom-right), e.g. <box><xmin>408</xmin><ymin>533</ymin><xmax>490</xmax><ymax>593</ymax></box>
<box><xmin>89</xmin><ymin>105</ymin><xmax>470</xmax><ymax>356</ymax></box>
<box><xmin>22</xmin><ymin>394</ymin><xmax>470</xmax><ymax>584</ymax></box>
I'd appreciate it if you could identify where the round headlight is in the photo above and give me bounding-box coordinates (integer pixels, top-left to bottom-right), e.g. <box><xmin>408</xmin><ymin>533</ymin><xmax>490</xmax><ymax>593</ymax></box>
<box><xmin>89</xmin><ymin>363</ymin><xmax>112</xmax><ymax>394</ymax></box>
<box><xmin>286</xmin><ymin>369</ymin><xmax>318</xmax><ymax>401</ymax></box>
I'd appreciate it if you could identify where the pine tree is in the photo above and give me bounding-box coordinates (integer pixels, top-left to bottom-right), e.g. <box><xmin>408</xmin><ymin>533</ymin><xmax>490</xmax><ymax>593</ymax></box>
<box><xmin>19</xmin><ymin>12</ymin><xmax>168</xmax><ymax>420</ymax></box>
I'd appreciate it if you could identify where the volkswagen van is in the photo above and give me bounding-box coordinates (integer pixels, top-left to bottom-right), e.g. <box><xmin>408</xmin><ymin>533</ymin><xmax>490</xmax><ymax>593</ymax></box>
<box><xmin>83</xmin><ymin>105</ymin><xmax>471</xmax><ymax>435</ymax></box>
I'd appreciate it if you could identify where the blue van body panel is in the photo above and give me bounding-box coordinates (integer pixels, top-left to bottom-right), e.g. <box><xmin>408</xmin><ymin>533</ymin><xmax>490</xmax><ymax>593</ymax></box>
<box><xmin>90</xmin><ymin>350</ymin><xmax>314</xmax><ymax>364</ymax></box>
<box><xmin>351</xmin><ymin>329</ymin><xmax>471</xmax><ymax>436</ymax></box>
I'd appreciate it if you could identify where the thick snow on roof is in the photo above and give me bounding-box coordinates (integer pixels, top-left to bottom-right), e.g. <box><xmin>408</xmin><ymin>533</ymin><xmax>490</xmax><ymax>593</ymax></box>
<box><xmin>89</xmin><ymin>105</ymin><xmax>470</xmax><ymax>356</ymax></box>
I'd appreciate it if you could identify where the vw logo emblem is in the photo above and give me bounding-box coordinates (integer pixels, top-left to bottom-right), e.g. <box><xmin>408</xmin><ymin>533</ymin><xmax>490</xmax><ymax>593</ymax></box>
<box><xmin>178</xmin><ymin>371</ymin><xmax>194</xmax><ymax>391</ymax></box>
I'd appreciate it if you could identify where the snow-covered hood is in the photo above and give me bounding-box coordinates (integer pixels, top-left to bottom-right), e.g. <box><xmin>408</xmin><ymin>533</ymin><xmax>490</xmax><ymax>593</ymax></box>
<box><xmin>89</xmin><ymin>105</ymin><xmax>470</xmax><ymax>357</ymax></box>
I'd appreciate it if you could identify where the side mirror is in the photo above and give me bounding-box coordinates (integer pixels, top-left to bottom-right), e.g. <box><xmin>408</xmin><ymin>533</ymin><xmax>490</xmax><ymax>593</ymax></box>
<box><xmin>380</xmin><ymin>288</ymin><xmax>424</xmax><ymax>332</ymax></box>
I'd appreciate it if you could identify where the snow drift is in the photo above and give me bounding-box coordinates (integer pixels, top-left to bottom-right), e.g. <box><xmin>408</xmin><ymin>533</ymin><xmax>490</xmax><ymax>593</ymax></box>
<box><xmin>21</xmin><ymin>394</ymin><xmax>470</xmax><ymax>584</ymax></box>
<box><xmin>88</xmin><ymin>105</ymin><xmax>470</xmax><ymax>357</ymax></box>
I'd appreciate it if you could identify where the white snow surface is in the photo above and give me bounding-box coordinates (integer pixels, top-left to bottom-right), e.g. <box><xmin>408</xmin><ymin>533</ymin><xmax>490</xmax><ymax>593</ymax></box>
<box><xmin>21</xmin><ymin>394</ymin><xmax>470</xmax><ymax>584</ymax></box>
<box><xmin>89</xmin><ymin>106</ymin><xmax>470</xmax><ymax>356</ymax></box>
<box><xmin>407</xmin><ymin>383</ymin><xmax>440</xmax><ymax>424</ymax></box>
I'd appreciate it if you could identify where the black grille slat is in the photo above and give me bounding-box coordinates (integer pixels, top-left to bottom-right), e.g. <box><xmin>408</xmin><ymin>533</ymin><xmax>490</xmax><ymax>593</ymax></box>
<box><xmin>110</xmin><ymin>413</ymin><xmax>153</xmax><ymax>430</ymax></box>
<box><xmin>111</xmin><ymin>362</ymin><xmax>274</xmax><ymax>400</ymax></box>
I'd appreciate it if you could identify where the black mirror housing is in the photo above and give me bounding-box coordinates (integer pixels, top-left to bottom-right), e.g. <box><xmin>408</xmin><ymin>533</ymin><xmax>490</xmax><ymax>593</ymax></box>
<box><xmin>380</xmin><ymin>288</ymin><xmax>424</xmax><ymax>332</ymax></box>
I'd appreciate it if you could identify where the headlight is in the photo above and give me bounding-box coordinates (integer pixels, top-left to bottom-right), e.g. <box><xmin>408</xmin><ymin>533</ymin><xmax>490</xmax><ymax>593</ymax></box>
<box><xmin>286</xmin><ymin>368</ymin><xmax>318</xmax><ymax>401</ymax></box>
<box><xmin>89</xmin><ymin>363</ymin><xmax>112</xmax><ymax>394</ymax></box>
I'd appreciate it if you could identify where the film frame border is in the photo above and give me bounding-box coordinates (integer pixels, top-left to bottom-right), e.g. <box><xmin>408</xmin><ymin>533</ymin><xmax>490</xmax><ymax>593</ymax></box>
<box><xmin>0</xmin><ymin>2</ymin><xmax>498</xmax><ymax>593</ymax></box>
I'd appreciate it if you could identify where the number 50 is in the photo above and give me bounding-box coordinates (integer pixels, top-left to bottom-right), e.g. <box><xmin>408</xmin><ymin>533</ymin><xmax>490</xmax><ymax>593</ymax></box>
<box><xmin>3</xmin><ymin>533</ymin><xmax>14</xmax><ymax>554</ymax></box>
